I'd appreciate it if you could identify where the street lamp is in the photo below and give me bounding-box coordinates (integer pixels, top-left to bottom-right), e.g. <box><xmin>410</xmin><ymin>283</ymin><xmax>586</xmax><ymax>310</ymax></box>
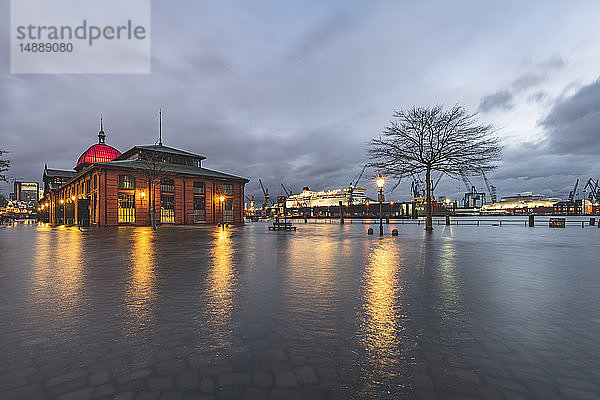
<box><xmin>219</xmin><ymin>195</ymin><xmax>225</xmax><ymax>225</ymax></box>
<box><xmin>376</xmin><ymin>176</ymin><xmax>385</xmax><ymax>236</ymax></box>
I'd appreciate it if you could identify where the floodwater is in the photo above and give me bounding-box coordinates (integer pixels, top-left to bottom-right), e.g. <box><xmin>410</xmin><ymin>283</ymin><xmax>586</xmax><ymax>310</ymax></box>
<box><xmin>0</xmin><ymin>220</ymin><xmax>599</xmax><ymax>400</ymax></box>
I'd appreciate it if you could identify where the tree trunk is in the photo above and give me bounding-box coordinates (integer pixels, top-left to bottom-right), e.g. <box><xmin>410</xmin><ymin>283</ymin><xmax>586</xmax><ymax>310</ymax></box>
<box><xmin>425</xmin><ymin>166</ymin><xmax>433</xmax><ymax>231</ymax></box>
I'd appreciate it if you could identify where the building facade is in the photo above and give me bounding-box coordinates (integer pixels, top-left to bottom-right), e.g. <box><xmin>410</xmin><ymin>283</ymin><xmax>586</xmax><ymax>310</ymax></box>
<box><xmin>13</xmin><ymin>181</ymin><xmax>39</xmax><ymax>203</ymax></box>
<box><xmin>39</xmin><ymin>124</ymin><xmax>248</xmax><ymax>226</ymax></box>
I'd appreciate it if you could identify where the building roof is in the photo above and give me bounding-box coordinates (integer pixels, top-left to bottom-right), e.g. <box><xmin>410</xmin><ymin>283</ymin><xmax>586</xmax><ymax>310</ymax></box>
<box><xmin>96</xmin><ymin>159</ymin><xmax>249</xmax><ymax>183</ymax></box>
<box><xmin>116</xmin><ymin>144</ymin><xmax>206</xmax><ymax>161</ymax></box>
<box><xmin>44</xmin><ymin>167</ymin><xmax>77</xmax><ymax>178</ymax></box>
<box><xmin>77</xmin><ymin>143</ymin><xmax>122</xmax><ymax>167</ymax></box>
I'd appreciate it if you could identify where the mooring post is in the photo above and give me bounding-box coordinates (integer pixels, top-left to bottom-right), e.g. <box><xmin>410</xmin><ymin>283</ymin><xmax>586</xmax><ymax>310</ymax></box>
<box><xmin>339</xmin><ymin>201</ymin><xmax>344</xmax><ymax>224</ymax></box>
<box><xmin>582</xmin><ymin>221</ymin><xmax>585</xmax><ymax>228</ymax></box>
<box><xmin>445</xmin><ymin>215</ymin><xmax>450</xmax><ymax>225</ymax></box>
<box><xmin>590</xmin><ymin>217</ymin><xmax>595</xmax><ymax>226</ymax></box>
<box><xmin>529</xmin><ymin>215</ymin><xmax>535</xmax><ymax>227</ymax></box>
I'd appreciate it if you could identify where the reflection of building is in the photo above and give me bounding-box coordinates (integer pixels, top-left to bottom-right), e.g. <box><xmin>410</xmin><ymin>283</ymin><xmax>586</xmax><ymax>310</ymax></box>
<box><xmin>39</xmin><ymin>121</ymin><xmax>248</xmax><ymax>226</ymax></box>
<box><xmin>481</xmin><ymin>192</ymin><xmax>560</xmax><ymax>215</ymax></box>
<box><xmin>13</xmin><ymin>182</ymin><xmax>40</xmax><ymax>203</ymax></box>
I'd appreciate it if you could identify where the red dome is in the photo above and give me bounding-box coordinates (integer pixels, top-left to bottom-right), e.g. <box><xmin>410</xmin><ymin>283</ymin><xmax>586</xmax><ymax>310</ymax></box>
<box><xmin>76</xmin><ymin>143</ymin><xmax>122</xmax><ymax>166</ymax></box>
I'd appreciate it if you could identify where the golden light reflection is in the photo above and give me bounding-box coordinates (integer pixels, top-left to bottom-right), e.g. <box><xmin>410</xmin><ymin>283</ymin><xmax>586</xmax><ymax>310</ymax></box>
<box><xmin>360</xmin><ymin>240</ymin><xmax>409</xmax><ymax>391</ymax></box>
<box><xmin>125</xmin><ymin>228</ymin><xmax>157</xmax><ymax>333</ymax></box>
<box><xmin>206</xmin><ymin>228</ymin><xmax>235</xmax><ymax>348</ymax></box>
<box><xmin>283</xmin><ymin>235</ymin><xmax>338</xmax><ymax>338</ymax></box>
<box><xmin>30</xmin><ymin>227</ymin><xmax>84</xmax><ymax>329</ymax></box>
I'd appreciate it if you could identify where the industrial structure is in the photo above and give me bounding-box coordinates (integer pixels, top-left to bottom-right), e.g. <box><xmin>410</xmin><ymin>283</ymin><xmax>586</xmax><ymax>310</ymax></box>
<box><xmin>38</xmin><ymin>120</ymin><xmax>248</xmax><ymax>226</ymax></box>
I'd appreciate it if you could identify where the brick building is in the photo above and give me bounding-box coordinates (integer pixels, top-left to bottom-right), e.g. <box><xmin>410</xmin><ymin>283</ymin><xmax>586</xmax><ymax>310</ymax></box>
<box><xmin>39</xmin><ymin>122</ymin><xmax>248</xmax><ymax>226</ymax></box>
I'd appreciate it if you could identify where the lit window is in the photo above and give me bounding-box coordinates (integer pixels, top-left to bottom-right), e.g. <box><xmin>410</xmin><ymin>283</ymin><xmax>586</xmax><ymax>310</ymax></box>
<box><xmin>118</xmin><ymin>175</ymin><xmax>135</xmax><ymax>190</ymax></box>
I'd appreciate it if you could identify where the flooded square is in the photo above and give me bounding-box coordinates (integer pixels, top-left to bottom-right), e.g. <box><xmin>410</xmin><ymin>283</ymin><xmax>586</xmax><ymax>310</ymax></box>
<box><xmin>1</xmin><ymin>221</ymin><xmax>599</xmax><ymax>399</ymax></box>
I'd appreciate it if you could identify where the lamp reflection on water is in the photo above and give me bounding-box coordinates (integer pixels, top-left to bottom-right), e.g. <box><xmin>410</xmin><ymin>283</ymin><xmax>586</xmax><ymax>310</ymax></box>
<box><xmin>125</xmin><ymin>228</ymin><xmax>157</xmax><ymax>334</ymax></box>
<box><xmin>360</xmin><ymin>239</ymin><xmax>411</xmax><ymax>393</ymax></box>
<box><xmin>30</xmin><ymin>227</ymin><xmax>84</xmax><ymax>339</ymax></box>
<box><xmin>206</xmin><ymin>228</ymin><xmax>236</xmax><ymax>348</ymax></box>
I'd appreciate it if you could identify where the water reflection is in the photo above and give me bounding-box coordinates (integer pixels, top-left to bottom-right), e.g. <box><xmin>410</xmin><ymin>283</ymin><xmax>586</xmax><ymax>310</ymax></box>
<box><xmin>28</xmin><ymin>227</ymin><xmax>85</xmax><ymax>343</ymax></box>
<box><xmin>125</xmin><ymin>228</ymin><xmax>157</xmax><ymax>335</ymax></box>
<box><xmin>360</xmin><ymin>239</ymin><xmax>410</xmax><ymax>395</ymax></box>
<box><xmin>206</xmin><ymin>228</ymin><xmax>236</xmax><ymax>348</ymax></box>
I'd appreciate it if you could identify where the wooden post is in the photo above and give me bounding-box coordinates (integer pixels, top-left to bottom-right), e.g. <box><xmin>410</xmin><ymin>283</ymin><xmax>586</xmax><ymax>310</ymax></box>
<box><xmin>445</xmin><ymin>215</ymin><xmax>450</xmax><ymax>225</ymax></box>
<box><xmin>339</xmin><ymin>201</ymin><xmax>344</xmax><ymax>224</ymax></box>
<box><xmin>529</xmin><ymin>215</ymin><xmax>535</xmax><ymax>227</ymax></box>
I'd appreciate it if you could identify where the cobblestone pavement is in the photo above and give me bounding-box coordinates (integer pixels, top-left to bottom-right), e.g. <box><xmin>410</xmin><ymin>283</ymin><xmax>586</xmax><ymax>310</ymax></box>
<box><xmin>1</xmin><ymin>223</ymin><xmax>599</xmax><ymax>399</ymax></box>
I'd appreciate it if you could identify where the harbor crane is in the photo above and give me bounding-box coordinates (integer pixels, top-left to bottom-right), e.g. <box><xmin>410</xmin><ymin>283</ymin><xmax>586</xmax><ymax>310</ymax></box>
<box><xmin>350</xmin><ymin>164</ymin><xmax>368</xmax><ymax>188</ymax></box>
<box><xmin>481</xmin><ymin>169</ymin><xmax>497</xmax><ymax>203</ymax></box>
<box><xmin>568</xmin><ymin>179</ymin><xmax>579</xmax><ymax>202</ymax></box>
<box><xmin>258</xmin><ymin>179</ymin><xmax>272</xmax><ymax>208</ymax></box>
<box><xmin>584</xmin><ymin>178</ymin><xmax>600</xmax><ymax>203</ymax></box>
<box><xmin>348</xmin><ymin>164</ymin><xmax>368</xmax><ymax>205</ymax></box>
<box><xmin>459</xmin><ymin>171</ymin><xmax>486</xmax><ymax>208</ymax></box>
<box><xmin>280</xmin><ymin>183</ymin><xmax>293</xmax><ymax>197</ymax></box>
<box><xmin>410</xmin><ymin>176</ymin><xmax>425</xmax><ymax>200</ymax></box>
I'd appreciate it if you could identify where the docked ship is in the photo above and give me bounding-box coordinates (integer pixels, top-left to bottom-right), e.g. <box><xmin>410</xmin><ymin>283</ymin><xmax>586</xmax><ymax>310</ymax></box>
<box><xmin>480</xmin><ymin>192</ymin><xmax>561</xmax><ymax>214</ymax></box>
<box><xmin>285</xmin><ymin>186</ymin><xmax>367</xmax><ymax>208</ymax></box>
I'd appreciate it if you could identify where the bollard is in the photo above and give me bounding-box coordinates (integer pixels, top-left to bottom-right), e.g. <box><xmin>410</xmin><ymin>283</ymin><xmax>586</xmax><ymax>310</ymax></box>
<box><xmin>529</xmin><ymin>215</ymin><xmax>535</xmax><ymax>227</ymax></box>
<box><xmin>445</xmin><ymin>215</ymin><xmax>450</xmax><ymax>225</ymax></box>
<box><xmin>386</xmin><ymin>217</ymin><xmax>389</xmax><ymax>224</ymax></box>
<box><xmin>304</xmin><ymin>218</ymin><xmax>307</xmax><ymax>223</ymax></box>
<box><xmin>367</xmin><ymin>227</ymin><xmax>374</xmax><ymax>235</ymax></box>
<box><xmin>590</xmin><ymin>218</ymin><xmax>595</xmax><ymax>226</ymax></box>
<box><xmin>582</xmin><ymin>221</ymin><xmax>585</xmax><ymax>228</ymax></box>
<box><xmin>392</xmin><ymin>229</ymin><xmax>398</xmax><ymax>236</ymax></box>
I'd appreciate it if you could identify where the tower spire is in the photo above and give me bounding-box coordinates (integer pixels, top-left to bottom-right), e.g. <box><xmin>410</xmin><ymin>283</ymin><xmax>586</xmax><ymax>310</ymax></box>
<box><xmin>159</xmin><ymin>109</ymin><xmax>163</xmax><ymax>146</ymax></box>
<box><xmin>98</xmin><ymin>115</ymin><xmax>106</xmax><ymax>144</ymax></box>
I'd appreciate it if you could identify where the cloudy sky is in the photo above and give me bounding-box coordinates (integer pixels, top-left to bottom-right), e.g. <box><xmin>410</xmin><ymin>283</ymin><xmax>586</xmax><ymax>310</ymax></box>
<box><xmin>2</xmin><ymin>0</ymin><xmax>600</xmax><ymax>202</ymax></box>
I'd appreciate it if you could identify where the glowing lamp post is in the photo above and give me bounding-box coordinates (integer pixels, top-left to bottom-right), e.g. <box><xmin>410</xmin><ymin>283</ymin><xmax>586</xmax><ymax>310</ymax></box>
<box><xmin>376</xmin><ymin>176</ymin><xmax>385</xmax><ymax>236</ymax></box>
<box><xmin>219</xmin><ymin>195</ymin><xmax>225</xmax><ymax>225</ymax></box>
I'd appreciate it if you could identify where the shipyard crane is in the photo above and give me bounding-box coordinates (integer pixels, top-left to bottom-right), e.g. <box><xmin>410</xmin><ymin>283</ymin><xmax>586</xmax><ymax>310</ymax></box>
<box><xmin>481</xmin><ymin>169</ymin><xmax>497</xmax><ymax>204</ymax></box>
<box><xmin>459</xmin><ymin>171</ymin><xmax>485</xmax><ymax>208</ymax></box>
<box><xmin>584</xmin><ymin>178</ymin><xmax>600</xmax><ymax>203</ymax></box>
<box><xmin>258</xmin><ymin>179</ymin><xmax>272</xmax><ymax>208</ymax></box>
<box><xmin>410</xmin><ymin>177</ymin><xmax>425</xmax><ymax>200</ymax></box>
<box><xmin>280</xmin><ymin>183</ymin><xmax>293</xmax><ymax>197</ymax></box>
<box><xmin>568</xmin><ymin>179</ymin><xmax>579</xmax><ymax>202</ymax></box>
<box><xmin>348</xmin><ymin>164</ymin><xmax>368</xmax><ymax>205</ymax></box>
<box><xmin>350</xmin><ymin>164</ymin><xmax>368</xmax><ymax>188</ymax></box>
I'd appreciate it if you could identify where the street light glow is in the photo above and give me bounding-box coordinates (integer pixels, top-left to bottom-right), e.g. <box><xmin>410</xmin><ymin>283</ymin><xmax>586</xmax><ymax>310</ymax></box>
<box><xmin>376</xmin><ymin>176</ymin><xmax>385</xmax><ymax>188</ymax></box>
<box><xmin>219</xmin><ymin>196</ymin><xmax>225</xmax><ymax>202</ymax></box>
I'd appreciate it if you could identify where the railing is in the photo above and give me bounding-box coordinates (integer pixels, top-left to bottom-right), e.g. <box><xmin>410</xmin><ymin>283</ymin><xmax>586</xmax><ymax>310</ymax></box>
<box><xmin>247</xmin><ymin>216</ymin><xmax>599</xmax><ymax>229</ymax></box>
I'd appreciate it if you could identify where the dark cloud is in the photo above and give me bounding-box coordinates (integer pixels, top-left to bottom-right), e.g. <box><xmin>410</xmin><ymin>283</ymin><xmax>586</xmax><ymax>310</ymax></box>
<box><xmin>0</xmin><ymin>1</ymin><xmax>599</xmax><ymax>204</ymax></box>
<box><xmin>479</xmin><ymin>55</ymin><xmax>566</xmax><ymax>113</ymax></box>
<box><xmin>478</xmin><ymin>91</ymin><xmax>513</xmax><ymax>112</ymax></box>
<box><xmin>542</xmin><ymin>78</ymin><xmax>600</xmax><ymax>155</ymax></box>
<box><xmin>512</xmin><ymin>73</ymin><xmax>545</xmax><ymax>91</ymax></box>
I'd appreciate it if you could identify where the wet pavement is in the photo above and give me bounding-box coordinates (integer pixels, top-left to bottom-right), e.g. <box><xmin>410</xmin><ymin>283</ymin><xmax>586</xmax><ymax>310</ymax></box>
<box><xmin>0</xmin><ymin>221</ymin><xmax>599</xmax><ymax>399</ymax></box>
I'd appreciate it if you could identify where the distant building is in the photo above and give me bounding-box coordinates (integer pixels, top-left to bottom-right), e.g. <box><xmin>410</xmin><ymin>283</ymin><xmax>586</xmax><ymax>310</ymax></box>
<box><xmin>39</xmin><ymin>120</ymin><xmax>248</xmax><ymax>226</ymax></box>
<box><xmin>13</xmin><ymin>181</ymin><xmax>40</xmax><ymax>204</ymax></box>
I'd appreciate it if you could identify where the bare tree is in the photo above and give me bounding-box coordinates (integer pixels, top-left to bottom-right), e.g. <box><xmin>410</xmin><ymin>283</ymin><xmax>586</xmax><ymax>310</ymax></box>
<box><xmin>138</xmin><ymin>143</ymin><xmax>166</xmax><ymax>229</ymax></box>
<box><xmin>0</xmin><ymin>148</ymin><xmax>10</xmax><ymax>183</ymax></box>
<box><xmin>369</xmin><ymin>105</ymin><xmax>502</xmax><ymax>231</ymax></box>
